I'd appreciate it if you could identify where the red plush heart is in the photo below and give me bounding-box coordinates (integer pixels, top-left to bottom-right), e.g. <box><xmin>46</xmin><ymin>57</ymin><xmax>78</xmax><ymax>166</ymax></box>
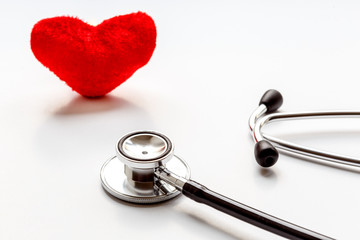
<box><xmin>31</xmin><ymin>12</ymin><xmax>156</xmax><ymax>97</ymax></box>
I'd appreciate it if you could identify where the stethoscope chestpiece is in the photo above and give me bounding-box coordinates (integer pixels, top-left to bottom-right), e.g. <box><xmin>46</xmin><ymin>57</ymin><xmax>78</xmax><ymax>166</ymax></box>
<box><xmin>100</xmin><ymin>131</ymin><xmax>191</xmax><ymax>204</ymax></box>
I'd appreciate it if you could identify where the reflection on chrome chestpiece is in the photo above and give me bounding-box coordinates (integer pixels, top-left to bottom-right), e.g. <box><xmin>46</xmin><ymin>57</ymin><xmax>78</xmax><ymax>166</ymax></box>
<box><xmin>101</xmin><ymin>131</ymin><xmax>190</xmax><ymax>203</ymax></box>
<box><xmin>249</xmin><ymin>89</ymin><xmax>360</xmax><ymax>168</ymax></box>
<box><xmin>100</xmin><ymin>130</ymin><xmax>334</xmax><ymax>240</ymax></box>
<box><xmin>117</xmin><ymin>132</ymin><xmax>174</xmax><ymax>192</ymax></box>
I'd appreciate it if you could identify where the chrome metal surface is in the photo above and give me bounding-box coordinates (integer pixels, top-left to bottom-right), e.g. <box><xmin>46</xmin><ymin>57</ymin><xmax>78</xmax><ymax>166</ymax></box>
<box><xmin>155</xmin><ymin>167</ymin><xmax>188</xmax><ymax>191</ymax></box>
<box><xmin>124</xmin><ymin>165</ymin><xmax>155</xmax><ymax>191</ymax></box>
<box><xmin>116</xmin><ymin>131</ymin><xmax>174</xmax><ymax>169</ymax></box>
<box><xmin>100</xmin><ymin>155</ymin><xmax>191</xmax><ymax>204</ymax></box>
<box><xmin>250</xmin><ymin>110</ymin><xmax>360</xmax><ymax>167</ymax></box>
<box><xmin>249</xmin><ymin>104</ymin><xmax>267</xmax><ymax>132</ymax></box>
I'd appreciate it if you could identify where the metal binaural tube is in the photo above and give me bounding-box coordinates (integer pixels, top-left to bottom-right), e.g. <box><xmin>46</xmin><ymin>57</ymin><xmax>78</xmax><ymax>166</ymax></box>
<box><xmin>249</xmin><ymin>104</ymin><xmax>267</xmax><ymax>132</ymax></box>
<box><xmin>253</xmin><ymin>110</ymin><xmax>360</xmax><ymax>167</ymax></box>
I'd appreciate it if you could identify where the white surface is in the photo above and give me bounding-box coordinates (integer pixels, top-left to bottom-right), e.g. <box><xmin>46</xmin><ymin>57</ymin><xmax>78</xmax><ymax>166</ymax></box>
<box><xmin>1</xmin><ymin>1</ymin><xmax>360</xmax><ymax>239</ymax></box>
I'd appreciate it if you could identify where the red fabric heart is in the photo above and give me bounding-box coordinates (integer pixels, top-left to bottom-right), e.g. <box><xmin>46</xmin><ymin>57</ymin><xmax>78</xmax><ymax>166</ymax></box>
<box><xmin>31</xmin><ymin>12</ymin><xmax>156</xmax><ymax>97</ymax></box>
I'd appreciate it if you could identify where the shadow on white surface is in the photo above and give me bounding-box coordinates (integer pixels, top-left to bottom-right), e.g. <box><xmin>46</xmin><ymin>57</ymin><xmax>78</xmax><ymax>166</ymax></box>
<box><xmin>55</xmin><ymin>95</ymin><xmax>132</xmax><ymax>115</ymax></box>
<box><xmin>273</xmin><ymin>130</ymin><xmax>360</xmax><ymax>174</ymax></box>
<box><xmin>180</xmin><ymin>211</ymin><xmax>246</xmax><ymax>240</ymax></box>
<box><xmin>177</xmin><ymin>206</ymin><xmax>248</xmax><ymax>240</ymax></box>
<box><xmin>101</xmin><ymin>186</ymin><xmax>182</xmax><ymax>209</ymax></box>
<box><xmin>34</xmin><ymin>93</ymin><xmax>156</xmax><ymax>164</ymax></box>
<box><xmin>278</xmin><ymin>150</ymin><xmax>360</xmax><ymax>174</ymax></box>
<box><xmin>250</xmin><ymin>126</ymin><xmax>360</xmax><ymax>174</ymax></box>
<box><xmin>102</xmin><ymin>185</ymin><xmax>254</xmax><ymax>240</ymax></box>
<box><xmin>259</xmin><ymin>168</ymin><xmax>277</xmax><ymax>178</ymax></box>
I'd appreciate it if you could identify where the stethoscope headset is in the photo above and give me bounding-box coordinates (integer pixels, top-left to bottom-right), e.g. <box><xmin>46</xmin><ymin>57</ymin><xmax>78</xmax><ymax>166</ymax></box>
<box><xmin>249</xmin><ymin>89</ymin><xmax>360</xmax><ymax>168</ymax></box>
<box><xmin>100</xmin><ymin>89</ymin><xmax>360</xmax><ymax>240</ymax></box>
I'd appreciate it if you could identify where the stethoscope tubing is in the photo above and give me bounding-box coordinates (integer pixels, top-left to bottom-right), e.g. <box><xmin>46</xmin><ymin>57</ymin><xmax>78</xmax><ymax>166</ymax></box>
<box><xmin>157</xmin><ymin>167</ymin><xmax>334</xmax><ymax>240</ymax></box>
<box><xmin>251</xmin><ymin>109</ymin><xmax>360</xmax><ymax>167</ymax></box>
<box><xmin>107</xmin><ymin>121</ymin><xmax>338</xmax><ymax>239</ymax></box>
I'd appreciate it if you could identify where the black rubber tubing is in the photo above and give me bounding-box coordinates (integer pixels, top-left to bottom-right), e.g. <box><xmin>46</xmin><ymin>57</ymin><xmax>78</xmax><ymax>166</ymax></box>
<box><xmin>182</xmin><ymin>180</ymin><xmax>334</xmax><ymax>240</ymax></box>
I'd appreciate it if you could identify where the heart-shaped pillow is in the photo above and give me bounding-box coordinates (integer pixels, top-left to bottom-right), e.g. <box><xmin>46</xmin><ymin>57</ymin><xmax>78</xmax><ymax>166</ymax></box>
<box><xmin>31</xmin><ymin>12</ymin><xmax>156</xmax><ymax>97</ymax></box>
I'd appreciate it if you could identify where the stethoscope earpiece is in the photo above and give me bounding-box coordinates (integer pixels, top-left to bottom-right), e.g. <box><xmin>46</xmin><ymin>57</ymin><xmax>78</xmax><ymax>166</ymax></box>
<box><xmin>254</xmin><ymin>140</ymin><xmax>279</xmax><ymax>167</ymax></box>
<box><xmin>259</xmin><ymin>89</ymin><xmax>283</xmax><ymax>113</ymax></box>
<box><xmin>250</xmin><ymin>89</ymin><xmax>360</xmax><ymax>168</ymax></box>
<box><xmin>101</xmin><ymin>130</ymin><xmax>334</xmax><ymax>240</ymax></box>
<box><xmin>250</xmin><ymin>89</ymin><xmax>282</xmax><ymax>167</ymax></box>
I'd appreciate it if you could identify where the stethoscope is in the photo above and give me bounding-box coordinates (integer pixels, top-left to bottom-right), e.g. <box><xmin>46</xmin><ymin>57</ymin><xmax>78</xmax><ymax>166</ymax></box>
<box><xmin>249</xmin><ymin>89</ymin><xmax>360</xmax><ymax>168</ymax></box>
<box><xmin>100</xmin><ymin>131</ymin><xmax>334</xmax><ymax>240</ymax></box>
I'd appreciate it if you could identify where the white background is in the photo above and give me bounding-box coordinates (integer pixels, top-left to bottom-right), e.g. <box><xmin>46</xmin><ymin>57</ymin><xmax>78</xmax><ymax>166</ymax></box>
<box><xmin>1</xmin><ymin>1</ymin><xmax>360</xmax><ymax>239</ymax></box>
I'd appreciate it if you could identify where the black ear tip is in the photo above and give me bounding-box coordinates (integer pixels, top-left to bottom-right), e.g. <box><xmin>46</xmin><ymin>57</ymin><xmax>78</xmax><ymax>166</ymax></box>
<box><xmin>259</xmin><ymin>89</ymin><xmax>283</xmax><ymax>113</ymax></box>
<box><xmin>254</xmin><ymin>140</ymin><xmax>279</xmax><ymax>167</ymax></box>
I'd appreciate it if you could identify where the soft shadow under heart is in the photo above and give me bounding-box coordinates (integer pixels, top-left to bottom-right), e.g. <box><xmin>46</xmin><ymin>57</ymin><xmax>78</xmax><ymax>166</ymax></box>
<box><xmin>35</xmin><ymin>94</ymin><xmax>156</xmax><ymax>164</ymax></box>
<box><xmin>55</xmin><ymin>95</ymin><xmax>131</xmax><ymax>115</ymax></box>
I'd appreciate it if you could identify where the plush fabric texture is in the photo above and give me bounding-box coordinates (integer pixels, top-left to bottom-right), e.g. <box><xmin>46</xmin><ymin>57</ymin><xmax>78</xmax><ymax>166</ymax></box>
<box><xmin>31</xmin><ymin>12</ymin><xmax>156</xmax><ymax>97</ymax></box>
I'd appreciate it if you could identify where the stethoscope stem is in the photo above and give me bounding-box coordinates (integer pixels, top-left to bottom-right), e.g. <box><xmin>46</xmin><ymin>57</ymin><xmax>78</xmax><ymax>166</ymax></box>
<box><xmin>156</xmin><ymin>167</ymin><xmax>334</xmax><ymax>240</ymax></box>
